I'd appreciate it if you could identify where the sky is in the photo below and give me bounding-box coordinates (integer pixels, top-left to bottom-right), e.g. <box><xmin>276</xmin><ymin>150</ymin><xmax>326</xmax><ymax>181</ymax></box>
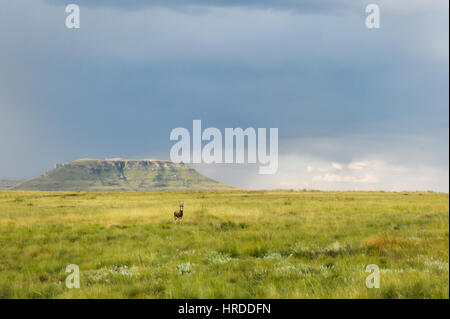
<box><xmin>0</xmin><ymin>0</ymin><xmax>448</xmax><ymax>191</ymax></box>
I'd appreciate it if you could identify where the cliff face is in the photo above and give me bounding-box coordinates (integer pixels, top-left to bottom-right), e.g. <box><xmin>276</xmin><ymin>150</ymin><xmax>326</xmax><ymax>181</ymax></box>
<box><xmin>12</xmin><ymin>159</ymin><xmax>233</xmax><ymax>191</ymax></box>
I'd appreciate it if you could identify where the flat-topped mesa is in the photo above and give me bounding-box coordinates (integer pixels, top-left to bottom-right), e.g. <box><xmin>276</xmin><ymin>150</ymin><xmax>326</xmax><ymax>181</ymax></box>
<box><xmin>74</xmin><ymin>158</ymin><xmax>174</xmax><ymax>163</ymax></box>
<box><xmin>14</xmin><ymin>158</ymin><xmax>232</xmax><ymax>191</ymax></box>
<box><xmin>102</xmin><ymin>158</ymin><xmax>178</xmax><ymax>168</ymax></box>
<box><xmin>55</xmin><ymin>158</ymin><xmax>185</xmax><ymax>169</ymax></box>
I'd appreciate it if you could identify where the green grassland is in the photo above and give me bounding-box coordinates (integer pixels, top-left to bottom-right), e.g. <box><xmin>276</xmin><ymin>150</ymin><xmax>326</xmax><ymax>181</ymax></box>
<box><xmin>0</xmin><ymin>190</ymin><xmax>448</xmax><ymax>299</ymax></box>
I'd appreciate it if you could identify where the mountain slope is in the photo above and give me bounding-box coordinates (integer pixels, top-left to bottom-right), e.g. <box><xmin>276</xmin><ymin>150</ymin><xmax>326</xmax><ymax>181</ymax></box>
<box><xmin>12</xmin><ymin>159</ymin><xmax>233</xmax><ymax>191</ymax></box>
<box><xmin>0</xmin><ymin>179</ymin><xmax>25</xmax><ymax>190</ymax></box>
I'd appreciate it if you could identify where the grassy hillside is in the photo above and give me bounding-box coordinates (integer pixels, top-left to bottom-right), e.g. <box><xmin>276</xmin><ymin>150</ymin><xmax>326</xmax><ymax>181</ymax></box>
<box><xmin>13</xmin><ymin>159</ymin><xmax>232</xmax><ymax>191</ymax></box>
<box><xmin>0</xmin><ymin>190</ymin><xmax>448</xmax><ymax>298</ymax></box>
<box><xmin>0</xmin><ymin>179</ymin><xmax>24</xmax><ymax>190</ymax></box>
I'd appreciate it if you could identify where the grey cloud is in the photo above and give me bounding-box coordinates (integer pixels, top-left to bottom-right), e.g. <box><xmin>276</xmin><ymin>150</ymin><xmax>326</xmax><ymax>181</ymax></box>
<box><xmin>45</xmin><ymin>0</ymin><xmax>354</xmax><ymax>13</ymax></box>
<box><xmin>0</xmin><ymin>0</ymin><xmax>447</xmax><ymax>190</ymax></box>
<box><xmin>192</xmin><ymin>132</ymin><xmax>449</xmax><ymax>192</ymax></box>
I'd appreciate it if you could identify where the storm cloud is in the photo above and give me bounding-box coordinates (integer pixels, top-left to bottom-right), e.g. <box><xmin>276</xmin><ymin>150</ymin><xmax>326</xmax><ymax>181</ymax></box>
<box><xmin>0</xmin><ymin>0</ymin><xmax>448</xmax><ymax>191</ymax></box>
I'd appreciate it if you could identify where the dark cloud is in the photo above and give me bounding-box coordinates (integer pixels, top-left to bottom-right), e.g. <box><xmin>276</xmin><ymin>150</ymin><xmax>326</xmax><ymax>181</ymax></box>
<box><xmin>0</xmin><ymin>1</ymin><xmax>448</xmax><ymax>190</ymax></box>
<box><xmin>45</xmin><ymin>0</ymin><xmax>353</xmax><ymax>13</ymax></box>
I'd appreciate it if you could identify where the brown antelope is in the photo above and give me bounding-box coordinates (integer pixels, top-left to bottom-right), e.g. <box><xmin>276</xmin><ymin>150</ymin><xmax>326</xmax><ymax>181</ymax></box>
<box><xmin>174</xmin><ymin>203</ymin><xmax>184</xmax><ymax>223</ymax></box>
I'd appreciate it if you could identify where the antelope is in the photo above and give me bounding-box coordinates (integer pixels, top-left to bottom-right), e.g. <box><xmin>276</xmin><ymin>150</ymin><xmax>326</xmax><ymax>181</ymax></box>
<box><xmin>174</xmin><ymin>203</ymin><xmax>184</xmax><ymax>223</ymax></box>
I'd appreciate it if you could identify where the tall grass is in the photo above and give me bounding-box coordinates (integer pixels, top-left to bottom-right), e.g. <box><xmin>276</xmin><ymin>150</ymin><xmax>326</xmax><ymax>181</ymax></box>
<box><xmin>0</xmin><ymin>190</ymin><xmax>448</xmax><ymax>298</ymax></box>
